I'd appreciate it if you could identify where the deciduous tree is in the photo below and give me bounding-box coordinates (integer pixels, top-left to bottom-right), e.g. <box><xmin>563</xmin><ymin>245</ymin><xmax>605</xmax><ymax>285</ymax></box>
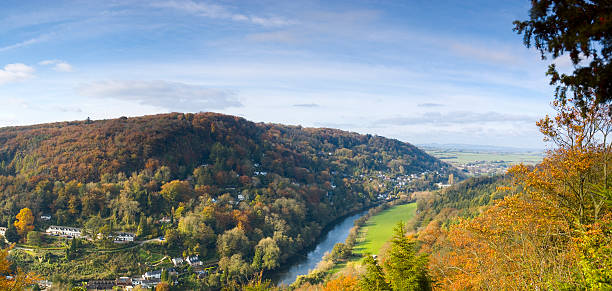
<box><xmin>14</xmin><ymin>208</ymin><xmax>34</xmax><ymax>239</ymax></box>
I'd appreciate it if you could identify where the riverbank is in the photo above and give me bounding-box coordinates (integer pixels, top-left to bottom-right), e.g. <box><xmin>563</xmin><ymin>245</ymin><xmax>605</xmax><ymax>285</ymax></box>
<box><xmin>290</xmin><ymin>197</ymin><xmax>416</xmax><ymax>289</ymax></box>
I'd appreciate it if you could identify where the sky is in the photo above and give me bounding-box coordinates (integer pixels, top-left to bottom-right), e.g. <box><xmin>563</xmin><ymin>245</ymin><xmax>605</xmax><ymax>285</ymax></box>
<box><xmin>0</xmin><ymin>0</ymin><xmax>570</xmax><ymax>149</ymax></box>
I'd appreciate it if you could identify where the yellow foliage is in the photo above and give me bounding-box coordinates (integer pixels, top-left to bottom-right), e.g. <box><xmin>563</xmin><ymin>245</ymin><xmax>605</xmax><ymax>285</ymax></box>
<box><xmin>14</xmin><ymin>208</ymin><xmax>34</xmax><ymax>239</ymax></box>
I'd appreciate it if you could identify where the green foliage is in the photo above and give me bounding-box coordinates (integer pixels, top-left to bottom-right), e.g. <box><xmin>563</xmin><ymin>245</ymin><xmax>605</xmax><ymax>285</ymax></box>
<box><xmin>414</xmin><ymin>175</ymin><xmax>508</xmax><ymax>229</ymax></box>
<box><xmin>252</xmin><ymin>237</ymin><xmax>280</xmax><ymax>271</ymax></box>
<box><xmin>513</xmin><ymin>0</ymin><xmax>611</xmax><ymax>111</ymax></box>
<box><xmin>0</xmin><ymin>113</ymin><xmax>457</xmax><ymax>286</ymax></box>
<box><xmin>360</xmin><ymin>255</ymin><xmax>391</xmax><ymax>291</ymax></box>
<box><xmin>26</xmin><ymin>231</ymin><xmax>43</xmax><ymax>246</ymax></box>
<box><xmin>4</xmin><ymin>222</ymin><xmax>19</xmax><ymax>243</ymax></box>
<box><xmin>161</xmin><ymin>268</ymin><xmax>169</xmax><ymax>282</ymax></box>
<box><xmin>382</xmin><ymin>223</ymin><xmax>431</xmax><ymax>291</ymax></box>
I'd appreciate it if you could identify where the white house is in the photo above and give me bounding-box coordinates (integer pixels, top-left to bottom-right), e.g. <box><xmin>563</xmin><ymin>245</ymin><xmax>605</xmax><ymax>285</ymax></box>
<box><xmin>113</xmin><ymin>232</ymin><xmax>135</xmax><ymax>243</ymax></box>
<box><xmin>186</xmin><ymin>255</ymin><xmax>202</xmax><ymax>266</ymax></box>
<box><xmin>46</xmin><ymin>225</ymin><xmax>82</xmax><ymax>238</ymax></box>
<box><xmin>143</xmin><ymin>270</ymin><xmax>162</xmax><ymax>280</ymax></box>
<box><xmin>40</xmin><ymin>215</ymin><xmax>51</xmax><ymax>221</ymax></box>
<box><xmin>172</xmin><ymin>257</ymin><xmax>184</xmax><ymax>266</ymax></box>
<box><xmin>0</xmin><ymin>227</ymin><xmax>6</xmax><ymax>237</ymax></box>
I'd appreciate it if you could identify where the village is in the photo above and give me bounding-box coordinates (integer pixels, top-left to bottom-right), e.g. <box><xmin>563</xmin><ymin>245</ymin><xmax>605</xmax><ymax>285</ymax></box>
<box><xmin>0</xmin><ymin>214</ymin><xmax>218</xmax><ymax>290</ymax></box>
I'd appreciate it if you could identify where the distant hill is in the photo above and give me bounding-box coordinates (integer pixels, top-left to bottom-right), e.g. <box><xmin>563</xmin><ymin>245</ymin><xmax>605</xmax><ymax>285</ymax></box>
<box><xmin>0</xmin><ymin>112</ymin><xmax>460</xmax><ymax>282</ymax></box>
<box><xmin>417</xmin><ymin>143</ymin><xmax>544</xmax><ymax>153</ymax></box>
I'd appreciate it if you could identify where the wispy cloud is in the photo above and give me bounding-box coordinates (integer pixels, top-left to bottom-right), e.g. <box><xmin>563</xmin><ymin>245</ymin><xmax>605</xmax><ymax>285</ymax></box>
<box><xmin>293</xmin><ymin>103</ymin><xmax>320</xmax><ymax>108</ymax></box>
<box><xmin>376</xmin><ymin>111</ymin><xmax>537</xmax><ymax>126</ymax></box>
<box><xmin>246</xmin><ymin>31</ymin><xmax>298</xmax><ymax>44</ymax></box>
<box><xmin>153</xmin><ymin>0</ymin><xmax>295</xmax><ymax>27</ymax></box>
<box><xmin>417</xmin><ymin>103</ymin><xmax>444</xmax><ymax>108</ymax></box>
<box><xmin>77</xmin><ymin>80</ymin><xmax>242</xmax><ymax>111</ymax></box>
<box><xmin>39</xmin><ymin>60</ymin><xmax>74</xmax><ymax>72</ymax></box>
<box><xmin>0</xmin><ymin>34</ymin><xmax>51</xmax><ymax>52</ymax></box>
<box><xmin>0</xmin><ymin>63</ymin><xmax>35</xmax><ymax>85</ymax></box>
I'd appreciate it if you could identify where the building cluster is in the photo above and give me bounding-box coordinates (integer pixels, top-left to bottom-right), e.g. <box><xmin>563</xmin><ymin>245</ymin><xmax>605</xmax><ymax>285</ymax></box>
<box><xmin>86</xmin><ymin>268</ymin><xmax>176</xmax><ymax>290</ymax></box>
<box><xmin>83</xmin><ymin>256</ymin><xmax>210</xmax><ymax>290</ymax></box>
<box><xmin>45</xmin><ymin>225</ymin><xmax>135</xmax><ymax>242</ymax></box>
<box><xmin>455</xmin><ymin>160</ymin><xmax>510</xmax><ymax>175</ymax></box>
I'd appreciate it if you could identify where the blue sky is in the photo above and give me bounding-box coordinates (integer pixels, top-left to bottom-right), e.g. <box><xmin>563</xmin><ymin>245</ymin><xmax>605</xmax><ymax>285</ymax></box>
<box><xmin>0</xmin><ymin>0</ymin><xmax>569</xmax><ymax>148</ymax></box>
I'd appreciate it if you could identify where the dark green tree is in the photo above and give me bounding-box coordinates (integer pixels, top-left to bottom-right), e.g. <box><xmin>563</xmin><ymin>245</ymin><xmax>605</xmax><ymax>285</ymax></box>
<box><xmin>136</xmin><ymin>216</ymin><xmax>149</xmax><ymax>238</ymax></box>
<box><xmin>359</xmin><ymin>255</ymin><xmax>391</xmax><ymax>291</ymax></box>
<box><xmin>4</xmin><ymin>222</ymin><xmax>19</xmax><ymax>243</ymax></box>
<box><xmin>161</xmin><ymin>269</ymin><xmax>169</xmax><ymax>282</ymax></box>
<box><xmin>514</xmin><ymin>0</ymin><xmax>612</xmax><ymax>111</ymax></box>
<box><xmin>383</xmin><ymin>222</ymin><xmax>431</xmax><ymax>291</ymax></box>
<box><xmin>66</xmin><ymin>238</ymin><xmax>81</xmax><ymax>259</ymax></box>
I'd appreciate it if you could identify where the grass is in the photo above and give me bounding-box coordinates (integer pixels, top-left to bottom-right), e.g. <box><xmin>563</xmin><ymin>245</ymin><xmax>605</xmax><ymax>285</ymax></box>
<box><xmin>426</xmin><ymin>150</ymin><xmax>543</xmax><ymax>165</ymax></box>
<box><xmin>353</xmin><ymin>203</ymin><xmax>417</xmax><ymax>256</ymax></box>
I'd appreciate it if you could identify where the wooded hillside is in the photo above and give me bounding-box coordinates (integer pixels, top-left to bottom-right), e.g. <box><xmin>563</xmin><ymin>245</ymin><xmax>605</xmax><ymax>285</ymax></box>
<box><xmin>0</xmin><ymin>112</ymin><xmax>457</xmax><ymax>285</ymax></box>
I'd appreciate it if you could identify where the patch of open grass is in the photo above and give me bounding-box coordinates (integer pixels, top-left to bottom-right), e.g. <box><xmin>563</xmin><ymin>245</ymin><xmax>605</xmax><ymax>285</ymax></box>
<box><xmin>426</xmin><ymin>150</ymin><xmax>543</xmax><ymax>165</ymax></box>
<box><xmin>353</xmin><ymin>203</ymin><xmax>417</xmax><ymax>256</ymax></box>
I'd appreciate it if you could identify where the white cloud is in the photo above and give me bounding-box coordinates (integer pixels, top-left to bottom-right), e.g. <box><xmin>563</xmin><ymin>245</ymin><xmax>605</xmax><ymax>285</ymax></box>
<box><xmin>77</xmin><ymin>80</ymin><xmax>242</xmax><ymax>111</ymax></box>
<box><xmin>153</xmin><ymin>0</ymin><xmax>294</xmax><ymax>27</ymax></box>
<box><xmin>39</xmin><ymin>60</ymin><xmax>74</xmax><ymax>72</ymax></box>
<box><xmin>0</xmin><ymin>63</ymin><xmax>35</xmax><ymax>85</ymax></box>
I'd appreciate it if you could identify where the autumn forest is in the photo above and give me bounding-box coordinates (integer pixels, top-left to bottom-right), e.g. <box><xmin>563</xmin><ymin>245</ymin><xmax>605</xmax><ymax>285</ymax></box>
<box><xmin>1</xmin><ymin>0</ymin><xmax>611</xmax><ymax>290</ymax></box>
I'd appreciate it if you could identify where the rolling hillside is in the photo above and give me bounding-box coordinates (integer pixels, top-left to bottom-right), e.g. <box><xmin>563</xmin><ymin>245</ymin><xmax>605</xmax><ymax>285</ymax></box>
<box><xmin>0</xmin><ymin>112</ymin><xmax>459</xmax><ymax>284</ymax></box>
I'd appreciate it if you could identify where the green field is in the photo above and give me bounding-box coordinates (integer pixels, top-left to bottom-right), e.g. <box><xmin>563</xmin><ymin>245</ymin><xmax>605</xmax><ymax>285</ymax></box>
<box><xmin>353</xmin><ymin>203</ymin><xmax>417</xmax><ymax>256</ymax></box>
<box><xmin>425</xmin><ymin>150</ymin><xmax>543</xmax><ymax>165</ymax></box>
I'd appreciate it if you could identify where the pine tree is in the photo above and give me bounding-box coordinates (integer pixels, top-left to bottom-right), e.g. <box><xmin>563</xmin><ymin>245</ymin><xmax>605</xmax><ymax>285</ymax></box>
<box><xmin>4</xmin><ymin>222</ymin><xmax>19</xmax><ymax>243</ymax></box>
<box><xmin>359</xmin><ymin>255</ymin><xmax>391</xmax><ymax>291</ymax></box>
<box><xmin>383</xmin><ymin>222</ymin><xmax>431</xmax><ymax>291</ymax></box>
<box><xmin>136</xmin><ymin>216</ymin><xmax>148</xmax><ymax>238</ymax></box>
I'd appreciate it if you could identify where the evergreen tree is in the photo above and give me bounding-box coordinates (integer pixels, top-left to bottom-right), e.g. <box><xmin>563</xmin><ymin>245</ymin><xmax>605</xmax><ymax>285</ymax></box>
<box><xmin>383</xmin><ymin>222</ymin><xmax>431</xmax><ymax>291</ymax></box>
<box><xmin>514</xmin><ymin>0</ymin><xmax>612</xmax><ymax>110</ymax></box>
<box><xmin>4</xmin><ymin>222</ymin><xmax>19</xmax><ymax>243</ymax></box>
<box><xmin>359</xmin><ymin>255</ymin><xmax>391</xmax><ymax>291</ymax></box>
<box><xmin>161</xmin><ymin>269</ymin><xmax>169</xmax><ymax>282</ymax></box>
<box><xmin>136</xmin><ymin>216</ymin><xmax>148</xmax><ymax>238</ymax></box>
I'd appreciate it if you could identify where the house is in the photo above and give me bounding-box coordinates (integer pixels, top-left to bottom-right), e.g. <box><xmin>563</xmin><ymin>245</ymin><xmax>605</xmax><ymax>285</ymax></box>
<box><xmin>46</xmin><ymin>225</ymin><xmax>83</xmax><ymax>238</ymax></box>
<box><xmin>158</xmin><ymin>217</ymin><xmax>171</xmax><ymax>224</ymax></box>
<box><xmin>36</xmin><ymin>280</ymin><xmax>52</xmax><ymax>289</ymax></box>
<box><xmin>40</xmin><ymin>215</ymin><xmax>51</xmax><ymax>221</ymax></box>
<box><xmin>172</xmin><ymin>257</ymin><xmax>184</xmax><ymax>266</ymax></box>
<box><xmin>0</xmin><ymin>227</ymin><xmax>6</xmax><ymax>237</ymax></box>
<box><xmin>115</xmin><ymin>277</ymin><xmax>131</xmax><ymax>287</ymax></box>
<box><xmin>113</xmin><ymin>232</ymin><xmax>135</xmax><ymax>243</ymax></box>
<box><xmin>87</xmin><ymin>280</ymin><xmax>115</xmax><ymax>290</ymax></box>
<box><xmin>186</xmin><ymin>255</ymin><xmax>202</xmax><ymax>266</ymax></box>
<box><xmin>143</xmin><ymin>270</ymin><xmax>162</xmax><ymax>280</ymax></box>
<box><xmin>237</xmin><ymin>194</ymin><xmax>245</xmax><ymax>201</ymax></box>
<box><xmin>134</xmin><ymin>278</ymin><xmax>160</xmax><ymax>289</ymax></box>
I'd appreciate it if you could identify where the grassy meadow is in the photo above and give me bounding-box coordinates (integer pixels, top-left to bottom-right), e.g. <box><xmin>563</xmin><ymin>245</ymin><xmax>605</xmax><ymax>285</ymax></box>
<box><xmin>353</xmin><ymin>203</ymin><xmax>418</xmax><ymax>256</ymax></box>
<box><xmin>425</xmin><ymin>150</ymin><xmax>543</xmax><ymax>165</ymax></box>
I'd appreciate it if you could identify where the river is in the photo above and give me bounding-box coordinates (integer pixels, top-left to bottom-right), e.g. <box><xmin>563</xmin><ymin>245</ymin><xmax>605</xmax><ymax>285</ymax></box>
<box><xmin>274</xmin><ymin>209</ymin><xmax>368</xmax><ymax>286</ymax></box>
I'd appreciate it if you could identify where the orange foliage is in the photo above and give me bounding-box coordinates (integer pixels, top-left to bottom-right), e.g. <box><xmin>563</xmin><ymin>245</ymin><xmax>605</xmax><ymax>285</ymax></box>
<box><xmin>429</xmin><ymin>100</ymin><xmax>611</xmax><ymax>289</ymax></box>
<box><xmin>321</xmin><ymin>275</ymin><xmax>359</xmax><ymax>291</ymax></box>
